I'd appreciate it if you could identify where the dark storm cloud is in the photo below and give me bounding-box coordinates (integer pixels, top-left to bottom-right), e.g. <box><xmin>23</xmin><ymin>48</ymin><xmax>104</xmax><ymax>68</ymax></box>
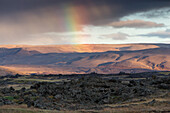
<box><xmin>139</xmin><ymin>7</ymin><xmax>170</xmax><ymax>18</ymax></box>
<box><xmin>0</xmin><ymin>0</ymin><xmax>169</xmax><ymax>45</ymax></box>
<box><xmin>0</xmin><ymin>0</ymin><xmax>170</xmax><ymax>25</ymax></box>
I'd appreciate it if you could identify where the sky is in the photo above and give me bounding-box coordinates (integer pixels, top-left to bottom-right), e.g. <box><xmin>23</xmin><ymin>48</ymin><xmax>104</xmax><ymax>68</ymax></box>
<box><xmin>0</xmin><ymin>0</ymin><xmax>170</xmax><ymax>45</ymax></box>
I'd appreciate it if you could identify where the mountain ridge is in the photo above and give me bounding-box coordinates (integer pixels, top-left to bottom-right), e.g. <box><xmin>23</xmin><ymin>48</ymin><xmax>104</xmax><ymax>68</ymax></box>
<box><xmin>0</xmin><ymin>44</ymin><xmax>162</xmax><ymax>53</ymax></box>
<box><xmin>0</xmin><ymin>44</ymin><xmax>170</xmax><ymax>75</ymax></box>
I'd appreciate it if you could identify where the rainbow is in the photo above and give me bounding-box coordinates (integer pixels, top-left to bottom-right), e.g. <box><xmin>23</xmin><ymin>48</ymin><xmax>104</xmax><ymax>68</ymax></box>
<box><xmin>64</xmin><ymin>5</ymin><xmax>87</xmax><ymax>43</ymax></box>
<box><xmin>65</xmin><ymin>6</ymin><xmax>83</xmax><ymax>33</ymax></box>
<box><xmin>59</xmin><ymin>3</ymin><xmax>111</xmax><ymax>52</ymax></box>
<box><xmin>63</xmin><ymin>4</ymin><xmax>93</xmax><ymax>52</ymax></box>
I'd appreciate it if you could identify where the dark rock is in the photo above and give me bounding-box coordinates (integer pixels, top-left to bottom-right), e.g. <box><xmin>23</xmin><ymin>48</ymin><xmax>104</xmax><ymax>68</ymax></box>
<box><xmin>157</xmin><ymin>83</ymin><xmax>170</xmax><ymax>89</ymax></box>
<box><xmin>21</xmin><ymin>87</ymin><xmax>26</xmax><ymax>92</ymax></box>
<box><xmin>0</xmin><ymin>76</ymin><xmax>169</xmax><ymax>110</ymax></box>
<box><xmin>146</xmin><ymin>99</ymin><xmax>156</xmax><ymax>106</ymax></box>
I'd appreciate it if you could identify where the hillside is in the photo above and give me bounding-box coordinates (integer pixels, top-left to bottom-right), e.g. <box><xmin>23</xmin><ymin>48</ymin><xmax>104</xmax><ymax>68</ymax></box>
<box><xmin>0</xmin><ymin>44</ymin><xmax>170</xmax><ymax>75</ymax></box>
<box><xmin>0</xmin><ymin>66</ymin><xmax>17</xmax><ymax>76</ymax></box>
<box><xmin>0</xmin><ymin>44</ymin><xmax>161</xmax><ymax>53</ymax></box>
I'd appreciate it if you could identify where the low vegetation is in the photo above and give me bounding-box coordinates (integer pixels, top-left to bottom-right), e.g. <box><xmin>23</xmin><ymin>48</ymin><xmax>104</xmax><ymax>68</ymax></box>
<box><xmin>0</xmin><ymin>72</ymin><xmax>169</xmax><ymax>112</ymax></box>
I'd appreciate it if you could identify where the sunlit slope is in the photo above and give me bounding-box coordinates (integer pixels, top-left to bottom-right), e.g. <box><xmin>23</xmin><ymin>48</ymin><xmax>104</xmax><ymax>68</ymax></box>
<box><xmin>0</xmin><ymin>44</ymin><xmax>170</xmax><ymax>74</ymax></box>
<box><xmin>0</xmin><ymin>44</ymin><xmax>160</xmax><ymax>53</ymax></box>
<box><xmin>0</xmin><ymin>66</ymin><xmax>18</xmax><ymax>76</ymax></box>
<box><xmin>66</xmin><ymin>48</ymin><xmax>170</xmax><ymax>73</ymax></box>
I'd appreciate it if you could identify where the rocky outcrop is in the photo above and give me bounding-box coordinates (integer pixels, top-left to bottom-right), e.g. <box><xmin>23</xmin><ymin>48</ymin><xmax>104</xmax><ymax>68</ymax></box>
<box><xmin>0</xmin><ymin>76</ymin><xmax>169</xmax><ymax>110</ymax></box>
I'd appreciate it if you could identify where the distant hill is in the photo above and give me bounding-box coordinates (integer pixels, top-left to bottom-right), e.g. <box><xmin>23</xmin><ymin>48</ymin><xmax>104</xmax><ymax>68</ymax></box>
<box><xmin>0</xmin><ymin>66</ymin><xmax>17</xmax><ymax>76</ymax></box>
<box><xmin>0</xmin><ymin>44</ymin><xmax>170</xmax><ymax>75</ymax></box>
<box><xmin>0</xmin><ymin>44</ymin><xmax>161</xmax><ymax>53</ymax></box>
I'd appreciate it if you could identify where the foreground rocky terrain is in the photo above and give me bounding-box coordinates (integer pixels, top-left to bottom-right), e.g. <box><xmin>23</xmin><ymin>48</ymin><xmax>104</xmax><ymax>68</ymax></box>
<box><xmin>0</xmin><ymin>72</ymin><xmax>169</xmax><ymax>112</ymax></box>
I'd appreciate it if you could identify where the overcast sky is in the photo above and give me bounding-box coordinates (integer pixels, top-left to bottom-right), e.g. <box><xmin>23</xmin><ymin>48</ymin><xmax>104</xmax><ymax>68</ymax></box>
<box><xmin>0</xmin><ymin>0</ymin><xmax>170</xmax><ymax>45</ymax></box>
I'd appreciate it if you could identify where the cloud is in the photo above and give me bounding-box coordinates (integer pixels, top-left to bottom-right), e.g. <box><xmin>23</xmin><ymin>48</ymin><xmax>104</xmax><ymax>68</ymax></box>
<box><xmin>24</xmin><ymin>32</ymin><xmax>93</xmax><ymax>45</ymax></box>
<box><xmin>0</xmin><ymin>0</ymin><xmax>170</xmax><ymax>25</ymax></box>
<box><xmin>109</xmin><ymin>20</ymin><xmax>165</xmax><ymax>28</ymax></box>
<box><xmin>43</xmin><ymin>31</ymin><xmax>91</xmax><ymax>37</ymax></box>
<box><xmin>0</xmin><ymin>0</ymin><xmax>169</xmax><ymax>44</ymax></box>
<box><xmin>139</xmin><ymin>29</ymin><xmax>170</xmax><ymax>38</ymax></box>
<box><xmin>102</xmin><ymin>32</ymin><xmax>129</xmax><ymax>40</ymax></box>
<box><xmin>139</xmin><ymin>8</ymin><xmax>170</xmax><ymax>18</ymax></box>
